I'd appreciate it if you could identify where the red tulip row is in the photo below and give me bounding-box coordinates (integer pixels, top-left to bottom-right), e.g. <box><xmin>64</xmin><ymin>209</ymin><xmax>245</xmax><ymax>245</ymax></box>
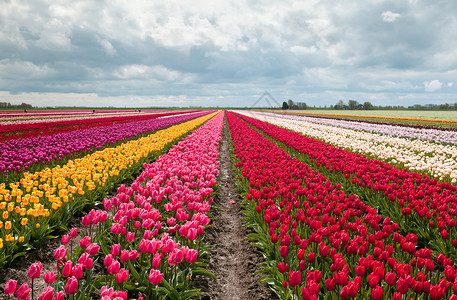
<box><xmin>0</xmin><ymin>111</ymin><xmax>199</xmax><ymax>142</ymax></box>
<box><xmin>3</xmin><ymin>111</ymin><xmax>223</xmax><ymax>300</ymax></box>
<box><xmin>227</xmin><ymin>111</ymin><xmax>457</xmax><ymax>300</ymax></box>
<box><xmin>233</xmin><ymin>112</ymin><xmax>457</xmax><ymax>260</ymax></box>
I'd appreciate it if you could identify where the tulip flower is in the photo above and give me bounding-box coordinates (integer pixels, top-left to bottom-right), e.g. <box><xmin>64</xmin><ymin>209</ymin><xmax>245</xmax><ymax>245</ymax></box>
<box><xmin>288</xmin><ymin>271</ymin><xmax>301</xmax><ymax>288</ymax></box>
<box><xmin>64</xmin><ymin>276</ymin><xmax>79</xmax><ymax>295</ymax></box>
<box><xmin>44</xmin><ymin>272</ymin><xmax>57</xmax><ymax>284</ymax></box>
<box><xmin>62</xmin><ymin>260</ymin><xmax>73</xmax><ymax>277</ymax></box>
<box><xmin>185</xmin><ymin>249</ymin><xmax>198</xmax><ymax>263</ymax></box>
<box><xmin>111</xmin><ymin>244</ymin><xmax>120</xmax><ymax>257</ymax></box>
<box><xmin>149</xmin><ymin>269</ymin><xmax>164</xmax><ymax>285</ymax></box>
<box><xmin>54</xmin><ymin>245</ymin><xmax>67</xmax><ymax>261</ymax></box>
<box><xmin>4</xmin><ymin>279</ymin><xmax>17</xmax><ymax>295</ymax></box>
<box><xmin>28</xmin><ymin>261</ymin><xmax>43</xmax><ymax>279</ymax></box>
<box><xmin>15</xmin><ymin>283</ymin><xmax>31</xmax><ymax>299</ymax></box>
<box><xmin>37</xmin><ymin>286</ymin><xmax>54</xmax><ymax>300</ymax></box>
<box><xmin>107</xmin><ymin>260</ymin><xmax>121</xmax><ymax>275</ymax></box>
<box><xmin>371</xmin><ymin>286</ymin><xmax>383</xmax><ymax>300</ymax></box>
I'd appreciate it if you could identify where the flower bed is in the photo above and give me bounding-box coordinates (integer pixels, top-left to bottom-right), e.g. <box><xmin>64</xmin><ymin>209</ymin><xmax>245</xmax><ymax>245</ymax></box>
<box><xmin>0</xmin><ymin>111</ymin><xmax>209</xmax><ymax>184</ymax></box>
<box><xmin>0</xmin><ymin>112</ymin><xmax>217</xmax><ymax>269</ymax></box>
<box><xmin>227</xmin><ymin>111</ymin><xmax>457</xmax><ymax>300</ymax></box>
<box><xmin>3</xmin><ymin>111</ymin><xmax>224</xmax><ymax>300</ymax></box>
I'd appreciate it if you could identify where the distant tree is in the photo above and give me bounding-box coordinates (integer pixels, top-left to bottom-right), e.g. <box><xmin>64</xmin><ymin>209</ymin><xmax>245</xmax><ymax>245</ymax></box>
<box><xmin>363</xmin><ymin>101</ymin><xmax>374</xmax><ymax>110</ymax></box>
<box><xmin>296</xmin><ymin>102</ymin><xmax>307</xmax><ymax>109</ymax></box>
<box><xmin>335</xmin><ymin>100</ymin><xmax>345</xmax><ymax>109</ymax></box>
<box><xmin>287</xmin><ymin>99</ymin><xmax>297</xmax><ymax>109</ymax></box>
<box><xmin>282</xmin><ymin>101</ymin><xmax>289</xmax><ymax>110</ymax></box>
<box><xmin>348</xmin><ymin>99</ymin><xmax>359</xmax><ymax>110</ymax></box>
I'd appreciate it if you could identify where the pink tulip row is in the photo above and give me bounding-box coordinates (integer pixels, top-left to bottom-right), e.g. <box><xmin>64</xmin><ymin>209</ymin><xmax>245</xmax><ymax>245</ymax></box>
<box><xmin>3</xmin><ymin>111</ymin><xmax>224</xmax><ymax>300</ymax></box>
<box><xmin>227</xmin><ymin>111</ymin><xmax>457</xmax><ymax>300</ymax></box>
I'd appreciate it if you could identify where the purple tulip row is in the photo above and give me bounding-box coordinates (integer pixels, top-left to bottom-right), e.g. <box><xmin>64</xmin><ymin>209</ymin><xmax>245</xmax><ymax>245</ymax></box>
<box><xmin>0</xmin><ymin>111</ymin><xmax>213</xmax><ymax>178</ymax></box>
<box><xmin>270</xmin><ymin>112</ymin><xmax>457</xmax><ymax>144</ymax></box>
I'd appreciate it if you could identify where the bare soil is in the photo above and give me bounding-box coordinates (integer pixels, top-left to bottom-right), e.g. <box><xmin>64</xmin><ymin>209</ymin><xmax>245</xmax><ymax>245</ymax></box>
<box><xmin>196</xmin><ymin>117</ymin><xmax>276</xmax><ymax>300</ymax></box>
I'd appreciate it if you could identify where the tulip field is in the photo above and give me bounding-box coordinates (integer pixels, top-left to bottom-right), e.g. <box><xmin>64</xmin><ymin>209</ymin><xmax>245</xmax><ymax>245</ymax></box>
<box><xmin>3</xmin><ymin>108</ymin><xmax>457</xmax><ymax>299</ymax></box>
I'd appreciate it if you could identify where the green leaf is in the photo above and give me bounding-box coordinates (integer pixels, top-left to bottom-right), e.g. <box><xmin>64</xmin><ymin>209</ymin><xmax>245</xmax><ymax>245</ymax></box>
<box><xmin>191</xmin><ymin>267</ymin><xmax>216</xmax><ymax>279</ymax></box>
<box><xmin>181</xmin><ymin>289</ymin><xmax>201</xmax><ymax>299</ymax></box>
<box><xmin>128</xmin><ymin>260</ymin><xmax>141</xmax><ymax>282</ymax></box>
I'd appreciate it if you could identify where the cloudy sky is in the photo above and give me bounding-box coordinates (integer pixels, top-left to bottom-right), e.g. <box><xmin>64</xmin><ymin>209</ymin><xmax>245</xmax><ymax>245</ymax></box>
<box><xmin>1</xmin><ymin>0</ymin><xmax>456</xmax><ymax>108</ymax></box>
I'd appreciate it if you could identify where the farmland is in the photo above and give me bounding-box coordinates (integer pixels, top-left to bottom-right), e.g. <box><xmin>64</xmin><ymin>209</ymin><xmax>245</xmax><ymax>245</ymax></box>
<box><xmin>2</xmin><ymin>109</ymin><xmax>457</xmax><ymax>299</ymax></box>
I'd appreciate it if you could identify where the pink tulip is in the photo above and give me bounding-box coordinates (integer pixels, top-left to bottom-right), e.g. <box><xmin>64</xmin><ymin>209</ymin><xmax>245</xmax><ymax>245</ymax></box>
<box><xmin>86</xmin><ymin>243</ymin><xmax>100</xmax><ymax>256</ymax></box>
<box><xmin>115</xmin><ymin>268</ymin><xmax>129</xmax><ymax>284</ymax></box>
<box><xmin>69</xmin><ymin>227</ymin><xmax>78</xmax><ymax>238</ymax></box>
<box><xmin>28</xmin><ymin>261</ymin><xmax>43</xmax><ymax>279</ymax></box>
<box><xmin>62</xmin><ymin>260</ymin><xmax>73</xmax><ymax>277</ymax></box>
<box><xmin>43</xmin><ymin>271</ymin><xmax>57</xmax><ymax>283</ymax></box>
<box><xmin>111</xmin><ymin>244</ymin><xmax>120</xmax><ymax>256</ymax></box>
<box><xmin>64</xmin><ymin>276</ymin><xmax>78</xmax><ymax>295</ymax></box>
<box><xmin>37</xmin><ymin>286</ymin><xmax>54</xmax><ymax>300</ymax></box>
<box><xmin>107</xmin><ymin>260</ymin><xmax>120</xmax><ymax>275</ymax></box>
<box><xmin>15</xmin><ymin>283</ymin><xmax>31</xmax><ymax>299</ymax></box>
<box><xmin>185</xmin><ymin>249</ymin><xmax>198</xmax><ymax>263</ymax></box>
<box><xmin>149</xmin><ymin>269</ymin><xmax>164</xmax><ymax>285</ymax></box>
<box><xmin>54</xmin><ymin>245</ymin><xmax>67</xmax><ymax>260</ymax></box>
<box><xmin>54</xmin><ymin>291</ymin><xmax>65</xmax><ymax>300</ymax></box>
<box><xmin>4</xmin><ymin>279</ymin><xmax>17</xmax><ymax>295</ymax></box>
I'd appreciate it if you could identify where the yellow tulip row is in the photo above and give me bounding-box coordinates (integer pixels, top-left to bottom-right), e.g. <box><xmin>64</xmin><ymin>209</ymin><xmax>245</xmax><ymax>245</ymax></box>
<box><xmin>0</xmin><ymin>111</ymin><xmax>218</xmax><ymax>258</ymax></box>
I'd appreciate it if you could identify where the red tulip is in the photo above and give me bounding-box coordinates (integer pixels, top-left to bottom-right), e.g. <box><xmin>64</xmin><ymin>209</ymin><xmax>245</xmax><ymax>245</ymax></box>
<box><xmin>396</xmin><ymin>277</ymin><xmax>409</xmax><ymax>294</ymax></box>
<box><xmin>129</xmin><ymin>250</ymin><xmax>140</xmax><ymax>261</ymax></box>
<box><xmin>325</xmin><ymin>278</ymin><xmax>334</xmax><ymax>291</ymax></box>
<box><xmin>104</xmin><ymin>254</ymin><xmax>114</xmax><ymax>267</ymax></box>
<box><xmin>86</xmin><ymin>243</ymin><xmax>100</xmax><ymax>256</ymax></box>
<box><xmin>280</xmin><ymin>246</ymin><xmax>288</xmax><ymax>258</ymax></box>
<box><xmin>64</xmin><ymin>276</ymin><xmax>78</xmax><ymax>295</ymax></box>
<box><xmin>78</xmin><ymin>236</ymin><xmax>91</xmax><ymax>248</ymax></box>
<box><xmin>307</xmin><ymin>252</ymin><xmax>315</xmax><ymax>263</ymax></box>
<box><xmin>152</xmin><ymin>253</ymin><xmax>162</xmax><ymax>269</ymax></box>
<box><xmin>385</xmin><ymin>272</ymin><xmax>396</xmax><ymax>286</ymax></box>
<box><xmin>61</xmin><ymin>234</ymin><xmax>70</xmax><ymax>245</ymax></box>
<box><xmin>289</xmin><ymin>271</ymin><xmax>301</xmax><ymax>288</ymax></box>
<box><xmin>371</xmin><ymin>285</ymin><xmax>383</xmax><ymax>300</ymax></box>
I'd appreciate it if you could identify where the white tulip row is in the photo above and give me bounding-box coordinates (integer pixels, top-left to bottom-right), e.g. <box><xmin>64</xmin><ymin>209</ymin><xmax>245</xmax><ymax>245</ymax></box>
<box><xmin>236</xmin><ymin>111</ymin><xmax>457</xmax><ymax>183</ymax></box>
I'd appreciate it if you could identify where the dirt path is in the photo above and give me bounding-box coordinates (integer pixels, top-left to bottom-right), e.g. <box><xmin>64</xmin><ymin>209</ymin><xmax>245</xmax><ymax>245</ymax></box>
<box><xmin>199</xmin><ymin>117</ymin><xmax>276</xmax><ymax>300</ymax></box>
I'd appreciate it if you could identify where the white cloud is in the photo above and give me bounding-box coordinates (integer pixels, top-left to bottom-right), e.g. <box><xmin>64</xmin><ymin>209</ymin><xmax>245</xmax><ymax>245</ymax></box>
<box><xmin>448</xmin><ymin>82</ymin><xmax>453</xmax><ymax>87</ymax></box>
<box><xmin>424</xmin><ymin>79</ymin><xmax>443</xmax><ymax>92</ymax></box>
<box><xmin>381</xmin><ymin>11</ymin><xmax>401</xmax><ymax>22</ymax></box>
